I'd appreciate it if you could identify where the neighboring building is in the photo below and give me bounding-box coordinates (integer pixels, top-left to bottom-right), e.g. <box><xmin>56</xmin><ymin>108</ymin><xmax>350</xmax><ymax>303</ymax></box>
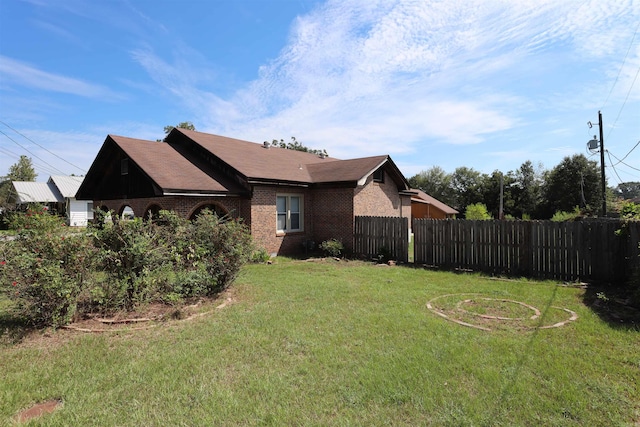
<box><xmin>411</xmin><ymin>189</ymin><xmax>458</xmax><ymax>220</ymax></box>
<box><xmin>12</xmin><ymin>176</ymin><xmax>93</xmax><ymax>226</ymax></box>
<box><xmin>76</xmin><ymin>128</ymin><xmax>413</xmax><ymax>255</ymax></box>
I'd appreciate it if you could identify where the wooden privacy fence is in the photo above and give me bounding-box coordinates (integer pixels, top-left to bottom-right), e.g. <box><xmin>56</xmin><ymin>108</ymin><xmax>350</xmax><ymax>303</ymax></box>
<box><xmin>354</xmin><ymin>216</ymin><xmax>409</xmax><ymax>263</ymax></box>
<box><xmin>413</xmin><ymin>219</ymin><xmax>640</xmax><ymax>283</ymax></box>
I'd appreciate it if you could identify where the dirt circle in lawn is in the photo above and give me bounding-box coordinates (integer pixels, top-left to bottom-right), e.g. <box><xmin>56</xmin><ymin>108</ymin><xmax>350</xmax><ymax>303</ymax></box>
<box><xmin>427</xmin><ymin>293</ymin><xmax>578</xmax><ymax>332</ymax></box>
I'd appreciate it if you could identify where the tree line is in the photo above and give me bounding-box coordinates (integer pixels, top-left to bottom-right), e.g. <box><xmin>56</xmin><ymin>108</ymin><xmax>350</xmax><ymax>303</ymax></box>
<box><xmin>409</xmin><ymin>155</ymin><xmax>639</xmax><ymax>220</ymax></box>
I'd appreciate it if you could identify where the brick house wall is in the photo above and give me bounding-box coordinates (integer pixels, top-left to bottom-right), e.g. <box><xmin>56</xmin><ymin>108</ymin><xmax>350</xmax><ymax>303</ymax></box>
<box><xmin>94</xmin><ymin>196</ymin><xmax>247</xmax><ymax>222</ymax></box>
<box><xmin>92</xmin><ymin>174</ymin><xmax>410</xmax><ymax>257</ymax></box>
<box><xmin>250</xmin><ymin>186</ymin><xmax>315</xmax><ymax>255</ymax></box>
<box><xmin>354</xmin><ymin>174</ymin><xmax>411</xmax><ymax>219</ymax></box>
<box><xmin>311</xmin><ymin>188</ymin><xmax>354</xmax><ymax>252</ymax></box>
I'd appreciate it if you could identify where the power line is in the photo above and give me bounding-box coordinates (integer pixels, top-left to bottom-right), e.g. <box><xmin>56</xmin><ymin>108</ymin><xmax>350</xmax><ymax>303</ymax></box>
<box><xmin>605</xmin><ymin>64</ymin><xmax>640</xmax><ymax>141</ymax></box>
<box><xmin>0</xmin><ymin>129</ymin><xmax>67</xmax><ymax>175</ymax></box>
<box><xmin>0</xmin><ymin>121</ymin><xmax>86</xmax><ymax>173</ymax></box>
<box><xmin>607</xmin><ymin>150</ymin><xmax>640</xmax><ymax>172</ymax></box>
<box><xmin>601</xmin><ymin>22</ymin><xmax>639</xmax><ymax>109</ymax></box>
<box><xmin>611</xmin><ymin>140</ymin><xmax>640</xmax><ymax>166</ymax></box>
<box><xmin>605</xmin><ymin>150</ymin><xmax>623</xmax><ymax>185</ymax></box>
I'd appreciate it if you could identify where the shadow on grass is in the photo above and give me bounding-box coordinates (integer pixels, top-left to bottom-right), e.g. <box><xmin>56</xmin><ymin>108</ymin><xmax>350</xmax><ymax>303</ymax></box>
<box><xmin>582</xmin><ymin>284</ymin><xmax>640</xmax><ymax>331</ymax></box>
<box><xmin>0</xmin><ymin>308</ymin><xmax>33</xmax><ymax>346</ymax></box>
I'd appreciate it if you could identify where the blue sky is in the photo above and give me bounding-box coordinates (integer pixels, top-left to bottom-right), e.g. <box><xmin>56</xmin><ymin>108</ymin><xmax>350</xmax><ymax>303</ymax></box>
<box><xmin>1</xmin><ymin>0</ymin><xmax>639</xmax><ymax>186</ymax></box>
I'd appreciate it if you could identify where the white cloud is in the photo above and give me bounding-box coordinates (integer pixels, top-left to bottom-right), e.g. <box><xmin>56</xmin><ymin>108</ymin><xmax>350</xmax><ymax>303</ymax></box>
<box><xmin>0</xmin><ymin>56</ymin><xmax>123</xmax><ymax>100</ymax></box>
<box><xmin>130</xmin><ymin>0</ymin><xmax>638</xmax><ymax>171</ymax></box>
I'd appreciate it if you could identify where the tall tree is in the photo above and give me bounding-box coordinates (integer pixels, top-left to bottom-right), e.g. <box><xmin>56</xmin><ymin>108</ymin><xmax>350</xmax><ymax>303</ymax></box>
<box><xmin>0</xmin><ymin>155</ymin><xmax>37</xmax><ymax>206</ymax></box>
<box><xmin>450</xmin><ymin>166</ymin><xmax>486</xmax><ymax>213</ymax></box>
<box><xmin>541</xmin><ymin>154</ymin><xmax>602</xmax><ymax>218</ymax></box>
<box><xmin>513</xmin><ymin>160</ymin><xmax>544</xmax><ymax>219</ymax></box>
<box><xmin>408</xmin><ymin>166</ymin><xmax>454</xmax><ymax>206</ymax></box>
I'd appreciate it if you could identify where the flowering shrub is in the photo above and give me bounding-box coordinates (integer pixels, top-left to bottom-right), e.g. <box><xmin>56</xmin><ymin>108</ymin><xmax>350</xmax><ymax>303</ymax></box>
<box><xmin>1</xmin><ymin>208</ymin><xmax>255</xmax><ymax>328</ymax></box>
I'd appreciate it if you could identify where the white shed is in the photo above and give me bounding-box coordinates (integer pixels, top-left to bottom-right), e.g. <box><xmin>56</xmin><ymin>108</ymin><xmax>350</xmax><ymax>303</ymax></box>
<box><xmin>12</xmin><ymin>176</ymin><xmax>93</xmax><ymax>226</ymax></box>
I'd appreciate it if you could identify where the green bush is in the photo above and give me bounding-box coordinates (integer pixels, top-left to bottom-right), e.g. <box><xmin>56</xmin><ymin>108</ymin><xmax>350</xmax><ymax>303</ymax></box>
<box><xmin>1</xmin><ymin>217</ymin><xmax>97</xmax><ymax>327</ymax></box>
<box><xmin>320</xmin><ymin>239</ymin><xmax>344</xmax><ymax>257</ymax></box>
<box><xmin>465</xmin><ymin>203</ymin><xmax>492</xmax><ymax>220</ymax></box>
<box><xmin>1</xmin><ymin>208</ymin><xmax>256</xmax><ymax>328</ymax></box>
<box><xmin>551</xmin><ymin>206</ymin><xmax>582</xmax><ymax>222</ymax></box>
<box><xmin>189</xmin><ymin>210</ymin><xmax>254</xmax><ymax>293</ymax></box>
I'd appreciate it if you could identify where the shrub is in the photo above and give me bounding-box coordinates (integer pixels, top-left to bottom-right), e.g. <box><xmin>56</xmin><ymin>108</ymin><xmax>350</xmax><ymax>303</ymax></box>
<box><xmin>189</xmin><ymin>210</ymin><xmax>254</xmax><ymax>293</ymax></box>
<box><xmin>1</xmin><ymin>208</ymin><xmax>256</xmax><ymax>327</ymax></box>
<box><xmin>465</xmin><ymin>203</ymin><xmax>492</xmax><ymax>220</ymax></box>
<box><xmin>320</xmin><ymin>239</ymin><xmax>344</xmax><ymax>257</ymax></box>
<box><xmin>250</xmin><ymin>247</ymin><xmax>271</xmax><ymax>263</ymax></box>
<box><xmin>1</xmin><ymin>214</ymin><xmax>97</xmax><ymax>327</ymax></box>
<box><xmin>551</xmin><ymin>206</ymin><xmax>582</xmax><ymax>222</ymax></box>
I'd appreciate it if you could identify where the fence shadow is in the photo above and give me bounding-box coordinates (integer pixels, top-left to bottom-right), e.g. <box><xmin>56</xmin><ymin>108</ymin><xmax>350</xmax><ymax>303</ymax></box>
<box><xmin>582</xmin><ymin>284</ymin><xmax>640</xmax><ymax>330</ymax></box>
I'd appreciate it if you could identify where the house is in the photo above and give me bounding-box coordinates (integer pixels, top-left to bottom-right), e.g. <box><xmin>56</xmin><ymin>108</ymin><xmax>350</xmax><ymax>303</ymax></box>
<box><xmin>411</xmin><ymin>189</ymin><xmax>458</xmax><ymax>220</ymax></box>
<box><xmin>12</xmin><ymin>175</ymin><xmax>93</xmax><ymax>226</ymax></box>
<box><xmin>76</xmin><ymin>128</ymin><xmax>413</xmax><ymax>255</ymax></box>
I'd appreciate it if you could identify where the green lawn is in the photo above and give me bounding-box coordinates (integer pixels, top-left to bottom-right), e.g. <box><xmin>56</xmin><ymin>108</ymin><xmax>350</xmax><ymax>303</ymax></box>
<box><xmin>1</xmin><ymin>260</ymin><xmax>639</xmax><ymax>426</ymax></box>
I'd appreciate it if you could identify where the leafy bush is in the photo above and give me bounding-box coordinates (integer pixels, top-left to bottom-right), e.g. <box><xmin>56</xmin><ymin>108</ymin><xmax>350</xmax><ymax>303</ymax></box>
<box><xmin>551</xmin><ymin>206</ymin><xmax>582</xmax><ymax>222</ymax></box>
<box><xmin>465</xmin><ymin>203</ymin><xmax>492</xmax><ymax>220</ymax></box>
<box><xmin>0</xmin><ymin>215</ymin><xmax>97</xmax><ymax>327</ymax></box>
<box><xmin>1</xmin><ymin>208</ymin><xmax>255</xmax><ymax>328</ymax></box>
<box><xmin>189</xmin><ymin>210</ymin><xmax>254</xmax><ymax>292</ymax></box>
<box><xmin>620</xmin><ymin>202</ymin><xmax>640</xmax><ymax>220</ymax></box>
<box><xmin>250</xmin><ymin>247</ymin><xmax>271</xmax><ymax>263</ymax></box>
<box><xmin>320</xmin><ymin>239</ymin><xmax>344</xmax><ymax>257</ymax></box>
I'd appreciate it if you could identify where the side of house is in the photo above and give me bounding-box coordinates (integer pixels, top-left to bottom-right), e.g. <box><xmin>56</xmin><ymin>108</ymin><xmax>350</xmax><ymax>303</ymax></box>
<box><xmin>77</xmin><ymin>128</ymin><xmax>412</xmax><ymax>255</ymax></box>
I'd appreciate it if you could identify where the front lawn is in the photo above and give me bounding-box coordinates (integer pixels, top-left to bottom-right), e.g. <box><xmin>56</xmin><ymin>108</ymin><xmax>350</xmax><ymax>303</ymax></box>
<box><xmin>1</xmin><ymin>260</ymin><xmax>638</xmax><ymax>425</ymax></box>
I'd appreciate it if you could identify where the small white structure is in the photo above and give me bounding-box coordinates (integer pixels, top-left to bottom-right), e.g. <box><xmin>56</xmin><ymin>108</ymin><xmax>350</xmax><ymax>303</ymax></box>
<box><xmin>12</xmin><ymin>175</ymin><xmax>93</xmax><ymax>226</ymax></box>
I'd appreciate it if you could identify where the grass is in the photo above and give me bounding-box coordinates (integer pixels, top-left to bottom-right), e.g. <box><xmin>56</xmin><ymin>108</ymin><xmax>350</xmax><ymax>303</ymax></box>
<box><xmin>1</xmin><ymin>259</ymin><xmax>639</xmax><ymax>426</ymax></box>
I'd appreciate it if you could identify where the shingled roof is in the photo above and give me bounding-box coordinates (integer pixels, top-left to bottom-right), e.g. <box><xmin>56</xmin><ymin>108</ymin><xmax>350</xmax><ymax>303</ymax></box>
<box><xmin>112</xmin><ymin>135</ymin><xmax>243</xmax><ymax>193</ymax></box>
<box><xmin>78</xmin><ymin>129</ymin><xmax>410</xmax><ymax>200</ymax></box>
<box><xmin>168</xmin><ymin>128</ymin><xmax>409</xmax><ymax>189</ymax></box>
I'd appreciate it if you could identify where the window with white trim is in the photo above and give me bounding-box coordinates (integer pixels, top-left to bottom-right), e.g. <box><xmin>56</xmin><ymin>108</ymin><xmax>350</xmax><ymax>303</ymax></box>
<box><xmin>276</xmin><ymin>194</ymin><xmax>303</xmax><ymax>232</ymax></box>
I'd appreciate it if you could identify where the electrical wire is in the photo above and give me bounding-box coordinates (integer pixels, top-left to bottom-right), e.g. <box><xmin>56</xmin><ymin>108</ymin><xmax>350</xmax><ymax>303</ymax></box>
<box><xmin>606</xmin><ymin>150</ymin><xmax>623</xmax><ymax>185</ymax></box>
<box><xmin>601</xmin><ymin>22</ymin><xmax>639</xmax><ymax>110</ymax></box>
<box><xmin>605</xmin><ymin>64</ymin><xmax>640</xmax><ymax>141</ymax></box>
<box><xmin>0</xmin><ymin>121</ymin><xmax>86</xmax><ymax>173</ymax></box>
<box><xmin>611</xmin><ymin>140</ymin><xmax>640</xmax><ymax>166</ymax></box>
<box><xmin>0</xmin><ymin>129</ymin><xmax>67</xmax><ymax>175</ymax></box>
<box><xmin>0</xmin><ymin>146</ymin><xmax>65</xmax><ymax>178</ymax></box>
<box><xmin>607</xmin><ymin>150</ymin><xmax>640</xmax><ymax>172</ymax></box>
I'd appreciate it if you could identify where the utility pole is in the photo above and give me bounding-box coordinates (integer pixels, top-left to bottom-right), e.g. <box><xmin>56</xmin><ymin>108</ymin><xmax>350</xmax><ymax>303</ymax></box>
<box><xmin>598</xmin><ymin>111</ymin><xmax>606</xmax><ymax>217</ymax></box>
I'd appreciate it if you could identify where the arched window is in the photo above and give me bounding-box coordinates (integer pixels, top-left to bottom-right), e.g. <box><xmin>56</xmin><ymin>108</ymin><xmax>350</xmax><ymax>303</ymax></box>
<box><xmin>143</xmin><ymin>204</ymin><xmax>162</xmax><ymax>222</ymax></box>
<box><xmin>188</xmin><ymin>203</ymin><xmax>228</xmax><ymax>221</ymax></box>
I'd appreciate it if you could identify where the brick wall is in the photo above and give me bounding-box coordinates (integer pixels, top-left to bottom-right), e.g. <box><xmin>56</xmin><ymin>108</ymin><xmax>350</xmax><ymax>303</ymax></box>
<box><xmin>250</xmin><ymin>186</ymin><xmax>315</xmax><ymax>255</ymax></box>
<box><xmin>354</xmin><ymin>174</ymin><xmax>410</xmax><ymax>219</ymax></box>
<box><xmin>92</xmin><ymin>177</ymin><xmax>410</xmax><ymax>257</ymax></box>
<box><xmin>94</xmin><ymin>196</ymin><xmax>245</xmax><ymax>221</ymax></box>
<box><xmin>311</xmin><ymin>188</ymin><xmax>355</xmax><ymax>252</ymax></box>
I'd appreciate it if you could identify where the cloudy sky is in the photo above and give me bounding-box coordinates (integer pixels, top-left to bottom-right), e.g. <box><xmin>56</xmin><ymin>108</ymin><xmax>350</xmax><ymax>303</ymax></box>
<box><xmin>0</xmin><ymin>0</ymin><xmax>638</xmax><ymax>185</ymax></box>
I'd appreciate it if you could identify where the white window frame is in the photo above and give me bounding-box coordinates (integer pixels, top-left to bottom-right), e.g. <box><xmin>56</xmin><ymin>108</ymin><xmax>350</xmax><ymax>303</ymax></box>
<box><xmin>276</xmin><ymin>194</ymin><xmax>304</xmax><ymax>233</ymax></box>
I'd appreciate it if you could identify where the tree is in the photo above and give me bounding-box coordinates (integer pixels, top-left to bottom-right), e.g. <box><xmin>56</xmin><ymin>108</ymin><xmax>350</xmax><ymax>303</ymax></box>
<box><xmin>512</xmin><ymin>160</ymin><xmax>544</xmax><ymax>219</ymax></box>
<box><xmin>541</xmin><ymin>154</ymin><xmax>602</xmax><ymax>218</ymax></box>
<box><xmin>160</xmin><ymin>122</ymin><xmax>196</xmax><ymax>141</ymax></box>
<box><xmin>408</xmin><ymin>166</ymin><xmax>454</xmax><ymax>206</ymax></box>
<box><xmin>615</xmin><ymin>182</ymin><xmax>640</xmax><ymax>200</ymax></box>
<box><xmin>0</xmin><ymin>155</ymin><xmax>37</xmax><ymax>206</ymax></box>
<box><xmin>266</xmin><ymin>137</ymin><xmax>328</xmax><ymax>157</ymax></box>
<box><xmin>450</xmin><ymin>166</ymin><xmax>487</xmax><ymax>214</ymax></box>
